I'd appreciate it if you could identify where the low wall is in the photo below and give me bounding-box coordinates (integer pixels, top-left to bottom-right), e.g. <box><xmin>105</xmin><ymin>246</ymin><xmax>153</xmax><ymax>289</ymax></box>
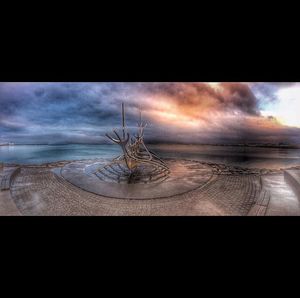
<box><xmin>9</xmin><ymin>167</ymin><xmax>21</xmax><ymax>188</ymax></box>
<box><xmin>0</xmin><ymin>167</ymin><xmax>20</xmax><ymax>191</ymax></box>
<box><xmin>284</xmin><ymin>170</ymin><xmax>300</xmax><ymax>200</ymax></box>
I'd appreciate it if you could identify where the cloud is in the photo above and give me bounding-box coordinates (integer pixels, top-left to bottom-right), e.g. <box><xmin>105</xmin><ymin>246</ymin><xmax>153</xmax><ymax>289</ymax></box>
<box><xmin>0</xmin><ymin>82</ymin><xmax>300</xmax><ymax>145</ymax></box>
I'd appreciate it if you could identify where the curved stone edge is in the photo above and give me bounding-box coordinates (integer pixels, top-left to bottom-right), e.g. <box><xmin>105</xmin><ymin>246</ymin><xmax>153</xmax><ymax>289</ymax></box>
<box><xmin>0</xmin><ymin>166</ymin><xmax>22</xmax><ymax>215</ymax></box>
<box><xmin>0</xmin><ymin>167</ymin><xmax>21</xmax><ymax>191</ymax></box>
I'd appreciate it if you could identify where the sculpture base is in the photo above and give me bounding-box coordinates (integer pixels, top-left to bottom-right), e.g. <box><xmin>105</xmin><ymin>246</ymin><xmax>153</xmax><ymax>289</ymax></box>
<box><xmin>60</xmin><ymin>159</ymin><xmax>214</xmax><ymax>199</ymax></box>
<box><xmin>90</xmin><ymin>159</ymin><xmax>170</xmax><ymax>184</ymax></box>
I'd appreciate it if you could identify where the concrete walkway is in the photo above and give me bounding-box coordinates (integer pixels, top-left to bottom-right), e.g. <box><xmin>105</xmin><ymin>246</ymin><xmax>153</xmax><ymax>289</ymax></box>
<box><xmin>262</xmin><ymin>173</ymin><xmax>300</xmax><ymax>216</ymax></box>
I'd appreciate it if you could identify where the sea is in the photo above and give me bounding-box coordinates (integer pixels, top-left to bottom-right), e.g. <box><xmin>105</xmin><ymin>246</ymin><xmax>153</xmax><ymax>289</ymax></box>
<box><xmin>1</xmin><ymin>144</ymin><xmax>300</xmax><ymax>169</ymax></box>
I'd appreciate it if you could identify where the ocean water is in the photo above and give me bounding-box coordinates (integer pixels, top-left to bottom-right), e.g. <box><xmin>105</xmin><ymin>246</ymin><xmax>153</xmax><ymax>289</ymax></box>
<box><xmin>0</xmin><ymin>144</ymin><xmax>121</xmax><ymax>165</ymax></box>
<box><xmin>1</xmin><ymin>144</ymin><xmax>300</xmax><ymax>169</ymax></box>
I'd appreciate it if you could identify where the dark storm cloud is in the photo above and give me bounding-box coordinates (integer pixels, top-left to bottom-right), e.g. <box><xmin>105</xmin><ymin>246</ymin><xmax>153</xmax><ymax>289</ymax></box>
<box><xmin>221</xmin><ymin>83</ymin><xmax>259</xmax><ymax>115</ymax></box>
<box><xmin>1</xmin><ymin>83</ymin><xmax>122</xmax><ymax>124</ymax></box>
<box><xmin>0</xmin><ymin>83</ymin><xmax>144</xmax><ymax>143</ymax></box>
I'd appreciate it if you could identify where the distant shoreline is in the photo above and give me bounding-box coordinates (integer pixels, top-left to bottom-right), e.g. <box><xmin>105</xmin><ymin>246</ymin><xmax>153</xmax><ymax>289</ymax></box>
<box><xmin>1</xmin><ymin>158</ymin><xmax>300</xmax><ymax>172</ymax></box>
<box><xmin>2</xmin><ymin>143</ymin><xmax>300</xmax><ymax>149</ymax></box>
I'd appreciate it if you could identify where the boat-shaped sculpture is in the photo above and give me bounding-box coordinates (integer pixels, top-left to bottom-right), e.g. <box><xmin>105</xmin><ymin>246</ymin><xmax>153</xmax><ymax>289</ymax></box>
<box><xmin>94</xmin><ymin>103</ymin><xmax>170</xmax><ymax>184</ymax></box>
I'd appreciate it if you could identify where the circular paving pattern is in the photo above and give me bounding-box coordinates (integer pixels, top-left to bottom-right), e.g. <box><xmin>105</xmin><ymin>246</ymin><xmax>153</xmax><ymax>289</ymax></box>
<box><xmin>60</xmin><ymin>159</ymin><xmax>214</xmax><ymax>199</ymax></box>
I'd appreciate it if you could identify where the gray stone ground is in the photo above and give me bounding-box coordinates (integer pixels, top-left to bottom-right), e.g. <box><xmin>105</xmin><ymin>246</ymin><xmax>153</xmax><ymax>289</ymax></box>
<box><xmin>1</xmin><ymin>159</ymin><xmax>300</xmax><ymax>216</ymax></box>
<box><xmin>265</xmin><ymin>172</ymin><xmax>300</xmax><ymax>216</ymax></box>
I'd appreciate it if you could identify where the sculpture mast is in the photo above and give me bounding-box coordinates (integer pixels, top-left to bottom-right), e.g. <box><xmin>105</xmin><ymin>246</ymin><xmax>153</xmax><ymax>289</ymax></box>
<box><xmin>122</xmin><ymin>102</ymin><xmax>126</xmax><ymax>138</ymax></box>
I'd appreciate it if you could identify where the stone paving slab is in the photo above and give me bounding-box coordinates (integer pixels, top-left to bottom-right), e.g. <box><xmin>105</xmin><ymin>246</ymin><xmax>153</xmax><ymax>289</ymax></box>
<box><xmin>0</xmin><ymin>190</ymin><xmax>21</xmax><ymax>215</ymax></box>
<box><xmin>248</xmin><ymin>190</ymin><xmax>270</xmax><ymax>216</ymax></box>
<box><xmin>248</xmin><ymin>204</ymin><xmax>267</xmax><ymax>216</ymax></box>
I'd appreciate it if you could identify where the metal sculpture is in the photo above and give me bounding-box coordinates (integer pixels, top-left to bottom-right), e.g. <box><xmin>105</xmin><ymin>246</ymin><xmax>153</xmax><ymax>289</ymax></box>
<box><xmin>94</xmin><ymin>103</ymin><xmax>170</xmax><ymax>184</ymax></box>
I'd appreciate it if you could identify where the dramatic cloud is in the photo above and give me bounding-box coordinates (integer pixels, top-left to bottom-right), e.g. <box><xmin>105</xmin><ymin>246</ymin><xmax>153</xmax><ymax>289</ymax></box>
<box><xmin>0</xmin><ymin>82</ymin><xmax>300</xmax><ymax>145</ymax></box>
<box><xmin>138</xmin><ymin>82</ymin><xmax>259</xmax><ymax>116</ymax></box>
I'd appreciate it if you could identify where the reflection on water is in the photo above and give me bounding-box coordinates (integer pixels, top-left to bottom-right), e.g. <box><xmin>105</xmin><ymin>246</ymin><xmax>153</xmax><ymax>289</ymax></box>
<box><xmin>149</xmin><ymin>144</ymin><xmax>300</xmax><ymax>169</ymax></box>
<box><xmin>1</xmin><ymin>144</ymin><xmax>300</xmax><ymax>169</ymax></box>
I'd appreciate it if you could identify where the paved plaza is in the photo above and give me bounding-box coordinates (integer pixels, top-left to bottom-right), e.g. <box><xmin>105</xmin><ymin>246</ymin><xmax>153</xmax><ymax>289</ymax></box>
<box><xmin>1</xmin><ymin>159</ymin><xmax>300</xmax><ymax>216</ymax></box>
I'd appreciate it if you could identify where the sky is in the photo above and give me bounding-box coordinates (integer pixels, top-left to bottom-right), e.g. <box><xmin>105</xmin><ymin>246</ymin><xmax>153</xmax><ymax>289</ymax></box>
<box><xmin>0</xmin><ymin>82</ymin><xmax>300</xmax><ymax>145</ymax></box>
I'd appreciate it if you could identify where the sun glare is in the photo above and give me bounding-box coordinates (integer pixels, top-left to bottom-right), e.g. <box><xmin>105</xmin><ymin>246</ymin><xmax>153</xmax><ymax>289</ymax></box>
<box><xmin>208</xmin><ymin>82</ymin><xmax>221</xmax><ymax>91</ymax></box>
<box><xmin>268</xmin><ymin>87</ymin><xmax>300</xmax><ymax>128</ymax></box>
